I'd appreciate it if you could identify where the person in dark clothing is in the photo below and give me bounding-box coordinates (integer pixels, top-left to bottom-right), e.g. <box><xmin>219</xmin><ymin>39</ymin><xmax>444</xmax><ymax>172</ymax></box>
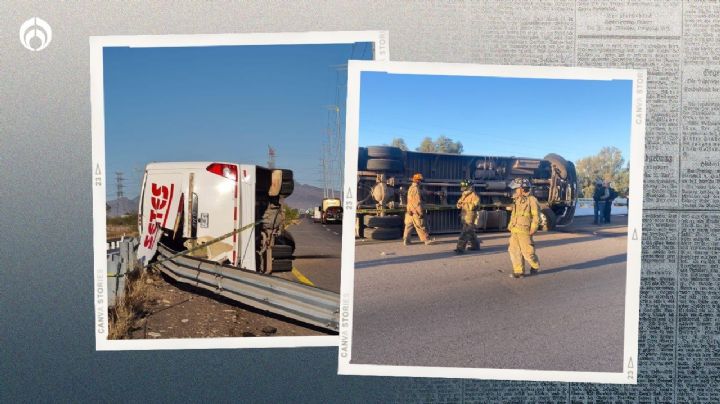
<box><xmin>603</xmin><ymin>181</ymin><xmax>618</xmax><ymax>224</ymax></box>
<box><xmin>592</xmin><ymin>180</ymin><xmax>605</xmax><ymax>225</ymax></box>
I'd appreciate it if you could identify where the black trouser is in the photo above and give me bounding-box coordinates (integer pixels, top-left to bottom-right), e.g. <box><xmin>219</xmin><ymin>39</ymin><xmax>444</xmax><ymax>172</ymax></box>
<box><xmin>603</xmin><ymin>200</ymin><xmax>612</xmax><ymax>223</ymax></box>
<box><xmin>594</xmin><ymin>201</ymin><xmax>604</xmax><ymax>224</ymax></box>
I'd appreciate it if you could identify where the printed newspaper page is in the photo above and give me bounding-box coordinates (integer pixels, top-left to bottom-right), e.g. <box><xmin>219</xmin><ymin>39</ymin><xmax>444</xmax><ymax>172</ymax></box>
<box><xmin>375</xmin><ymin>1</ymin><xmax>717</xmax><ymax>401</ymax></box>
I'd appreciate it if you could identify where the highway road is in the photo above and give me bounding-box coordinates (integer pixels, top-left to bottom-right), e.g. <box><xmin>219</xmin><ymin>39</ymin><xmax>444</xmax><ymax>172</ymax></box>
<box><xmin>275</xmin><ymin>217</ymin><xmax>342</xmax><ymax>293</ymax></box>
<box><xmin>350</xmin><ymin>215</ymin><xmax>629</xmax><ymax>372</ymax></box>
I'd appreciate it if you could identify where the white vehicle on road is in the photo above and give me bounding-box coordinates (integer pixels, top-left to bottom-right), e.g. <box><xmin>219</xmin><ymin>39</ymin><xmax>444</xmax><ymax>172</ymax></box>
<box><xmin>137</xmin><ymin>162</ymin><xmax>295</xmax><ymax>273</ymax></box>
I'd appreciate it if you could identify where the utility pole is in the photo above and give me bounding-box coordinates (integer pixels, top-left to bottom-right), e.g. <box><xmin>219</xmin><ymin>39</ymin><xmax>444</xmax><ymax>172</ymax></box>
<box><xmin>268</xmin><ymin>145</ymin><xmax>276</xmax><ymax>169</ymax></box>
<box><xmin>321</xmin><ymin>153</ymin><xmax>328</xmax><ymax>199</ymax></box>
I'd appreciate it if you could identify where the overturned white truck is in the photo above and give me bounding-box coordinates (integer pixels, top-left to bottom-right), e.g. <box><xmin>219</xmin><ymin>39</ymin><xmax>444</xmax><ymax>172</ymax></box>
<box><xmin>131</xmin><ymin>162</ymin><xmax>340</xmax><ymax>332</ymax></box>
<box><xmin>137</xmin><ymin>162</ymin><xmax>295</xmax><ymax>273</ymax></box>
<box><xmin>356</xmin><ymin>146</ymin><xmax>578</xmax><ymax>240</ymax></box>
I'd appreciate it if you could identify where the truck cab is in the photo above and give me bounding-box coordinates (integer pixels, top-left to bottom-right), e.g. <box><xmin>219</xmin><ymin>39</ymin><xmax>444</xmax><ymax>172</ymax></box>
<box><xmin>320</xmin><ymin>198</ymin><xmax>343</xmax><ymax>224</ymax></box>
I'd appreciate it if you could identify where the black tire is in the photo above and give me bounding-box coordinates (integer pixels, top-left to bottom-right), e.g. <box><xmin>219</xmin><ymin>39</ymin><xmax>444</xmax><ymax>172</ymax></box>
<box><xmin>280</xmin><ymin>169</ymin><xmax>293</xmax><ymax>182</ymax></box>
<box><xmin>279</xmin><ymin>180</ymin><xmax>294</xmax><ymax>197</ymax></box>
<box><xmin>271</xmin><ymin>259</ymin><xmax>293</xmax><ymax>272</ymax></box>
<box><xmin>367</xmin><ymin>146</ymin><xmax>402</xmax><ymax>160</ymax></box>
<box><xmin>272</xmin><ymin>244</ymin><xmax>293</xmax><ymax>259</ymax></box>
<box><xmin>275</xmin><ymin>231</ymin><xmax>296</xmax><ymax>252</ymax></box>
<box><xmin>366</xmin><ymin>158</ymin><xmax>403</xmax><ymax>172</ymax></box>
<box><xmin>540</xmin><ymin>208</ymin><xmax>557</xmax><ymax>231</ymax></box>
<box><xmin>358</xmin><ymin>148</ymin><xmax>369</xmax><ymax>171</ymax></box>
<box><xmin>566</xmin><ymin>161</ymin><xmax>577</xmax><ymax>186</ymax></box>
<box><xmin>366</xmin><ymin>226</ymin><xmax>403</xmax><ymax>240</ymax></box>
<box><xmin>544</xmin><ymin>153</ymin><xmax>568</xmax><ymax>179</ymax></box>
<box><xmin>364</xmin><ymin>215</ymin><xmax>403</xmax><ymax>228</ymax></box>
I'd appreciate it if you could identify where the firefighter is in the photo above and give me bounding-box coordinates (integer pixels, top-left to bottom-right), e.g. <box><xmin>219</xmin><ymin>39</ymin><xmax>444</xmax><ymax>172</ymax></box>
<box><xmin>403</xmin><ymin>173</ymin><xmax>434</xmax><ymax>245</ymax></box>
<box><xmin>507</xmin><ymin>178</ymin><xmax>541</xmax><ymax>278</ymax></box>
<box><xmin>454</xmin><ymin>179</ymin><xmax>481</xmax><ymax>254</ymax></box>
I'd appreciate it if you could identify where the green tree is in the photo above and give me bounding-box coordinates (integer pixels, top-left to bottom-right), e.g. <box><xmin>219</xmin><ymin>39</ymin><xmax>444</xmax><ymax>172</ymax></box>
<box><xmin>613</xmin><ymin>162</ymin><xmax>630</xmax><ymax>198</ymax></box>
<box><xmin>575</xmin><ymin>146</ymin><xmax>628</xmax><ymax>198</ymax></box>
<box><xmin>390</xmin><ymin>138</ymin><xmax>409</xmax><ymax>151</ymax></box>
<box><xmin>417</xmin><ymin>137</ymin><xmax>436</xmax><ymax>152</ymax></box>
<box><xmin>415</xmin><ymin>136</ymin><xmax>463</xmax><ymax>154</ymax></box>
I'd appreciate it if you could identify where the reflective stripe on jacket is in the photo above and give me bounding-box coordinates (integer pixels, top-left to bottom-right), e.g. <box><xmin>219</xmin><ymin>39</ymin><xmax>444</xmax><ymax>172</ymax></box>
<box><xmin>509</xmin><ymin>195</ymin><xmax>539</xmax><ymax>234</ymax></box>
<box><xmin>456</xmin><ymin>190</ymin><xmax>480</xmax><ymax>224</ymax></box>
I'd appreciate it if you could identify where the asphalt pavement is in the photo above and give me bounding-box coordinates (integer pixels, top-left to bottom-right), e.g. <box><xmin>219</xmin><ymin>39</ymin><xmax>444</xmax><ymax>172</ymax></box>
<box><xmin>275</xmin><ymin>217</ymin><xmax>342</xmax><ymax>293</ymax></box>
<box><xmin>350</xmin><ymin>215</ymin><xmax>628</xmax><ymax>372</ymax></box>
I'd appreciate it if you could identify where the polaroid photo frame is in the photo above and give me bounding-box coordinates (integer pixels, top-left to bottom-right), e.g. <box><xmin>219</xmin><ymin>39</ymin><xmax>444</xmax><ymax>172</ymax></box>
<box><xmin>92</xmin><ymin>31</ymin><xmax>389</xmax><ymax>351</ymax></box>
<box><xmin>339</xmin><ymin>61</ymin><xmax>646</xmax><ymax>384</ymax></box>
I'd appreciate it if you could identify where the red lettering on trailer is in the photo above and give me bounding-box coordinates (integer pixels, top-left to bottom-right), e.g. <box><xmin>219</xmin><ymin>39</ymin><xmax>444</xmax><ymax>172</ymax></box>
<box><xmin>162</xmin><ymin>184</ymin><xmax>175</xmax><ymax>229</ymax></box>
<box><xmin>143</xmin><ymin>234</ymin><xmax>155</xmax><ymax>248</ymax></box>
<box><xmin>144</xmin><ymin>183</ymin><xmax>174</xmax><ymax>251</ymax></box>
<box><xmin>152</xmin><ymin>183</ymin><xmax>169</xmax><ymax>200</ymax></box>
<box><xmin>151</xmin><ymin>196</ymin><xmax>167</xmax><ymax>211</ymax></box>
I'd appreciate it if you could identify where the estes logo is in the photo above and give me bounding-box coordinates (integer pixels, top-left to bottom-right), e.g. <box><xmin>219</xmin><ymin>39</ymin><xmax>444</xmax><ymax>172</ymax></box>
<box><xmin>143</xmin><ymin>183</ymin><xmax>174</xmax><ymax>248</ymax></box>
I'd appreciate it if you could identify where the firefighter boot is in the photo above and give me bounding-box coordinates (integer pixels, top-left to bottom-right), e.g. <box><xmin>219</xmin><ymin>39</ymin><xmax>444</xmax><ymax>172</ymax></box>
<box><xmin>454</xmin><ymin>240</ymin><xmax>466</xmax><ymax>254</ymax></box>
<box><xmin>468</xmin><ymin>239</ymin><xmax>481</xmax><ymax>251</ymax></box>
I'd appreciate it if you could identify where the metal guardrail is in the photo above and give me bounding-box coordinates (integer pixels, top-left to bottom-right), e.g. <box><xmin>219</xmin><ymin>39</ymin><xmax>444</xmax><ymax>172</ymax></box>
<box><xmin>107</xmin><ymin>237</ymin><xmax>139</xmax><ymax>307</ymax></box>
<box><xmin>156</xmin><ymin>244</ymin><xmax>340</xmax><ymax>332</ymax></box>
<box><xmin>577</xmin><ymin>198</ymin><xmax>628</xmax><ymax>208</ymax></box>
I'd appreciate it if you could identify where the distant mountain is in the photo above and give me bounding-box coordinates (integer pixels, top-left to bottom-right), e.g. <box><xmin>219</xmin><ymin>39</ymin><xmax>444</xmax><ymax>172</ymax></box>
<box><xmin>107</xmin><ymin>196</ymin><xmax>139</xmax><ymax>217</ymax></box>
<box><xmin>284</xmin><ymin>183</ymin><xmax>340</xmax><ymax>212</ymax></box>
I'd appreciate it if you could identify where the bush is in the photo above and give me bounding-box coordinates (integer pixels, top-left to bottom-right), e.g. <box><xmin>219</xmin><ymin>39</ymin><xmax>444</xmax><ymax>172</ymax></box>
<box><xmin>283</xmin><ymin>205</ymin><xmax>300</xmax><ymax>229</ymax></box>
<box><xmin>107</xmin><ymin>214</ymin><xmax>138</xmax><ymax>227</ymax></box>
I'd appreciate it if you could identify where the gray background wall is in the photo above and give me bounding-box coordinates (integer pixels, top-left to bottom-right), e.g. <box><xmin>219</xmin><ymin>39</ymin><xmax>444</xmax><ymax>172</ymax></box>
<box><xmin>1</xmin><ymin>1</ymin><xmax>717</xmax><ymax>402</ymax></box>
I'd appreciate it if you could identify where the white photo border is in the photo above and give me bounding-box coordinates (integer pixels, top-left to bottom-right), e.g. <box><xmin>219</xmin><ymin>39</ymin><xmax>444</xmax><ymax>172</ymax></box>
<box><xmin>92</xmin><ymin>31</ymin><xmax>389</xmax><ymax>351</ymax></box>
<box><xmin>338</xmin><ymin>61</ymin><xmax>646</xmax><ymax>384</ymax></box>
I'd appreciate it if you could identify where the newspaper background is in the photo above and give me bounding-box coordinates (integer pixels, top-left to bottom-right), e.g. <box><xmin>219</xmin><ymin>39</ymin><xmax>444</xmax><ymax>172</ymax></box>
<box><xmin>377</xmin><ymin>1</ymin><xmax>718</xmax><ymax>401</ymax></box>
<box><xmin>0</xmin><ymin>1</ymin><xmax>717</xmax><ymax>402</ymax></box>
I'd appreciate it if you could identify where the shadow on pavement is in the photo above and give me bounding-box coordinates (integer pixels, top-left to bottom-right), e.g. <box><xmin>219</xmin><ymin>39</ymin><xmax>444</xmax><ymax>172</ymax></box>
<box><xmin>356</xmin><ymin>232</ymin><xmax>625</xmax><ymax>269</ymax></box>
<box><xmin>533</xmin><ymin>253</ymin><xmax>627</xmax><ymax>276</ymax></box>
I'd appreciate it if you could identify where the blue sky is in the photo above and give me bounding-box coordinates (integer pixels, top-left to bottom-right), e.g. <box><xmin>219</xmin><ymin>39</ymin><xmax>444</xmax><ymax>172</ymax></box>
<box><xmin>359</xmin><ymin>72</ymin><xmax>633</xmax><ymax>163</ymax></box>
<box><xmin>104</xmin><ymin>42</ymin><xmax>373</xmax><ymax>199</ymax></box>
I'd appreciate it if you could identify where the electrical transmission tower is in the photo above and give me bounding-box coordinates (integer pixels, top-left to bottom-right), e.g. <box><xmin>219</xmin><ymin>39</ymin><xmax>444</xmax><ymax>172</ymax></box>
<box><xmin>115</xmin><ymin>171</ymin><xmax>125</xmax><ymax>199</ymax></box>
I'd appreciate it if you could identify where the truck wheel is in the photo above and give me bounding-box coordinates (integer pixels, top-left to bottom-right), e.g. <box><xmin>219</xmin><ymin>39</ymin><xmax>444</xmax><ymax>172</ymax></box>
<box><xmin>364</xmin><ymin>215</ymin><xmax>403</xmax><ymax>228</ymax></box>
<box><xmin>544</xmin><ymin>153</ymin><xmax>568</xmax><ymax>179</ymax></box>
<box><xmin>280</xmin><ymin>169</ymin><xmax>293</xmax><ymax>182</ymax></box>
<box><xmin>367</xmin><ymin>146</ymin><xmax>402</xmax><ymax>160</ymax></box>
<box><xmin>365</xmin><ymin>227</ymin><xmax>403</xmax><ymax>240</ymax></box>
<box><xmin>366</xmin><ymin>158</ymin><xmax>403</xmax><ymax>172</ymax></box>
<box><xmin>275</xmin><ymin>231</ymin><xmax>296</xmax><ymax>252</ymax></box>
<box><xmin>540</xmin><ymin>208</ymin><xmax>557</xmax><ymax>231</ymax></box>
<box><xmin>271</xmin><ymin>259</ymin><xmax>293</xmax><ymax>272</ymax></box>
<box><xmin>272</xmin><ymin>244</ymin><xmax>293</xmax><ymax>259</ymax></box>
<box><xmin>279</xmin><ymin>179</ymin><xmax>294</xmax><ymax>197</ymax></box>
<box><xmin>566</xmin><ymin>161</ymin><xmax>577</xmax><ymax>184</ymax></box>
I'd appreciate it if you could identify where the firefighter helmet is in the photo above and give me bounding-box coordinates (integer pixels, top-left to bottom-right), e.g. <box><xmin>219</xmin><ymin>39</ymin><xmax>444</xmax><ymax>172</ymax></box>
<box><xmin>459</xmin><ymin>179</ymin><xmax>473</xmax><ymax>190</ymax></box>
<box><xmin>509</xmin><ymin>178</ymin><xmax>531</xmax><ymax>190</ymax></box>
<box><xmin>412</xmin><ymin>173</ymin><xmax>424</xmax><ymax>183</ymax></box>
